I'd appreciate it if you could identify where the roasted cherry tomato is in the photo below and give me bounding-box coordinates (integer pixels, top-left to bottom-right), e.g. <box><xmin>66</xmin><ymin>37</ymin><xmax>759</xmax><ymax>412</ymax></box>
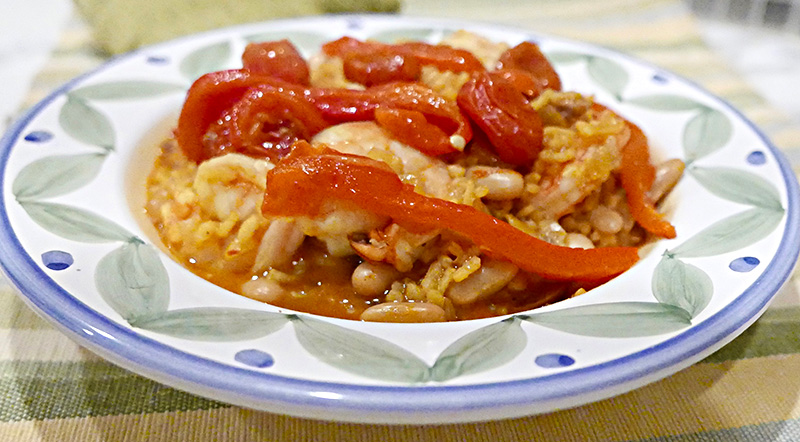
<box><xmin>457</xmin><ymin>71</ymin><xmax>543</xmax><ymax>166</ymax></box>
<box><xmin>242</xmin><ymin>40</ymin><xmax>310</xmax><ymax>85</ymax></box>
<box><xmin>497</xmin><ymin>41</ymin><xmax>561</xmax><ymax>91</ymax></box>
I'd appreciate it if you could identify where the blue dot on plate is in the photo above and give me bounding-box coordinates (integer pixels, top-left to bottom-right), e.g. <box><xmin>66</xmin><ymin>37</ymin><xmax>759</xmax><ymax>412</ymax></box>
<box><xmin>651</xmin><ymin>72</ymin><xmax>669</xmax><ymax>84</ymax></box>
<box><xmin>535</xmin><ymin>353</ymin><xmax>575</xmax><ymax>368</ymax></box>
<box><xmin>146</xmin><ymin>55</ymin><xmax>169</xmax><ymax>65</ymax></box>
<box><xmin>24</xmin><ymin>131</ymin><xmax>53</xmax><ymax>143</ymax></box>
<box><xmin>747</xmin><ymin>151</ymin><xmax>766</xmax><ymax>165</ymax></box>
<box><xmin>730</xmin><ymin>256</ymin><xmax>760</xmax><ymax>272</ymax></box>
<box><xmin>41</xmin><ymin>250</ymin><xmax>74</xmax><ymax>271</ymax></box>
<box><xmin>346</xmin><ymin>17</ymin><xmax>363</xmax><ymax>30</ymax></box>
<box><xmin>235</xmin><ymin>349</ymin><xmax>274</xmax><ymax>368</ymax></box>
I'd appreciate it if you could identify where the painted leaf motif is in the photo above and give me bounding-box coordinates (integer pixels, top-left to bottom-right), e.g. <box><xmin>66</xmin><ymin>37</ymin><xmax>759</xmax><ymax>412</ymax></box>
<box><xmin>522</xmin><ymin>302</ymin><xmax>691</xmax><ymax>337</ymax></box>
<box><xmin>626</xmin><ymin>94</ymin><xmax>702</xmax><ymax>112</ymax></box>
<box><xmin>669</xmin><ymin>207</ymin><xmax>784</xmax><ymax>258</ymax></box>
<box><xmin>13</xmin><ymin>153</ymin><xmax>106</xmax><ymax>200</ymax></box>
<box><xmin>545</xmin><ymin>51</ymin><xmax>589</xmax><ymax>64</ymax></box>
<box><xmin>59</xmin><ymin>97</ymin><xmax>115</xmax><ymax>150</ymax></box>
<box><xmin>20</xmin><ymin>201</ymin><xmax>134</xmax><ymax>243</ymax></box>
<box><xmin>131</xmin><ymin>308</ymin><xmax>289</xmax><ymax>341</ymax></box>
<box><xmin>689</xmin><ymin>166</ymin><xmax>783</xmax><ymax>210</ymax></box>
<box><xmin>180</xmin><ymin>41</ymin><xmax>233</xmax><ymax>81</ymax></box>
<box><xmin>68</xmin><ymin>81</ymin><xmax>185</xmax><ymax>100</ymax></box>
<box><xmin>683</xmin><ymin>107</ymin><xmax>732</xmax><ymax>162</ymax></box>
<box><xmin>95</xmin><ymin>241</ymin><xmax>169</xmax><ymax>322</ymax></box>
<box><xmin>652</xmin><ymin>255</ymin><xmax>713</xmax><ymax>318</ymax></box>
<box><xmin>430</xmin><ymin>317</ymin><xmax>526</xmax><ymax>382</ymax></box>
<box><xmin>293</xmin><ymin>316</ymin><xmax>429</xmax><ymax>383</ymax></box>
<box><xmin>586</xmin><ymin>56</ymin><xmax>628</xmax><ymax>100</ymax></box>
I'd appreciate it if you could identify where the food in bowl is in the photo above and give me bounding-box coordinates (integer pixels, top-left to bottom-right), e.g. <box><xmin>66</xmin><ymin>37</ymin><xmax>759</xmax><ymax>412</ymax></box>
<box><xmin>144</xmin><ymin>31</ymin><xmax>684</xmax><ymax>322</ymax></box>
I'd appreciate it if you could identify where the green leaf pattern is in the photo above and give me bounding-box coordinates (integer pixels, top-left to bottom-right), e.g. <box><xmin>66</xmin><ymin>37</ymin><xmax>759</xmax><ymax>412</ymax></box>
<box><xmin>652</xmin><ymin>255</ymin><xmax>713</xmax><ymax>318</ymax></box>
<box><xmin>20</xmin><ymin>201</ymin><xmax>135</xmax><ymax>243</ymax></box>
<box><xmin>58</xmin><ymin>97</ymin><xmax>115</xmax><ymax>151</ymax></box>
<box><xmin>12</xmin><ymin>153</ymin><xmax>106</xmax><ymax>201</ymax></box>
<box><xmin>95</xmin><ymin>241</ymin><xmax>170</xmax><ymax>322</ymax></box>
<box><xmin>430</xmin><ymin>317</ymin><xmax>526</xmax><ymax>381</ymax></box>
<box><xmin>131</xmin><ymin>308</ymin><xmax>289</xmax><ymax>341</ymax></box>
<box><xmin>293</xmin><ymin>316</ymin><xmax>430</xmax><ymax>383</ymax></box>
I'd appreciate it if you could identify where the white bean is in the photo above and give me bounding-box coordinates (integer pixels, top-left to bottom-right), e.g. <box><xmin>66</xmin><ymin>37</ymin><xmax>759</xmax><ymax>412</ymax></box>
<box><xmin>565</xmin><ymin>232</ymin><xmax>595</xmax><ymax>249</ymax></box>
<box><xmin>467</xmin><ymin>166</ymin><xmax>525</xmax><ymax>200</ymax></box>
<box><xmin>241</xmin><ymin>278</ymin><xmax>285</xmax><ymax>303</ymax></box>
<box><xmin>446</xmin><ymin>259</ymin><xmax>519</xmax><ymax>305</ymax></box>
<box><xmin>590</xmin><ymin>206</ymin><xmax>624</xmax><ymax>234</ymax></box>
<box><xmin>360</xmin><ymin>302</ymin><xmax>447</xmax><ymax>323</ymax></box>
<box><xmin>351</xmin><ymin>261</ymin><xmax>399</xmax><ymax>298</ymax></box>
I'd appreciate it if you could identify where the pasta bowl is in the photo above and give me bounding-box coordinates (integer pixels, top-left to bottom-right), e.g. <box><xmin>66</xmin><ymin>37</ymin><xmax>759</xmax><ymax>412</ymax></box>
<box><xmin>1</xmin><ymin>15</ymin><xmax>798</xmax><ymax>424</ymax></box>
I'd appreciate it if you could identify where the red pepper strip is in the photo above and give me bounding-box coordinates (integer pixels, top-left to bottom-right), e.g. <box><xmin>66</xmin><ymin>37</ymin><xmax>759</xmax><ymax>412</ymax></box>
<box><xmin>619</xmin><ymin>122</ymin><xmax>677</xmax><ymax>239</ymax></box>
<box><xmin>262</xmin><ymin>141</ymin><xmax>640</xmax><ymax>281</ymax></box>
<box><xmin>374</xmin><ymin>108</ymin><xmax>455</xmax><ymax>156</ymax></box>
<box><xmin>497</xmin><ymin>42</ymin><xmax>562</xmax><ymax>91</ymax></box>
<box><xmin>322</xmin><ymin>36</ymin><xmax>484</xmax><ymax>85</ymax></box>
<box><xmin>242</xmin><ymin>40</ymin><xmax>310</xmax><ymax>85</ymax></box>
<box><xmin>457</xmin><ymin>71</ymin><xmax>543</xmax><ymax>166</ymax></box>
<box><xmin>204</xmin><ymin>85</ymin><xmax>328</xmax><ymax>161</ymax></box>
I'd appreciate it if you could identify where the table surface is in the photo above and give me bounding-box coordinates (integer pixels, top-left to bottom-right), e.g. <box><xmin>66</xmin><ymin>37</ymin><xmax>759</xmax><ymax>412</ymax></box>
<box><xmin>3</xmin><ymin>1</ymin><xmax>800</xmax><ymax>440</ymax></box>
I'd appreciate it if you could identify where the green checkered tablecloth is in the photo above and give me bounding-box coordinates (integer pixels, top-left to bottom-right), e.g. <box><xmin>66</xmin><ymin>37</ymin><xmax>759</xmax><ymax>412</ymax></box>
<box><xmin>3</xmin><ymin>0</ymin><xmax>800</xmax><ymax>440</ymax></box>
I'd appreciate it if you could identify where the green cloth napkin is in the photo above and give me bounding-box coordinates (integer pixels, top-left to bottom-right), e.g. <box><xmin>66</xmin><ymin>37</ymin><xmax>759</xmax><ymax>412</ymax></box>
<box><xmin>73</xmin><ymin>0</ymin><xmax>400</xmax><ymax>54</ymax></box>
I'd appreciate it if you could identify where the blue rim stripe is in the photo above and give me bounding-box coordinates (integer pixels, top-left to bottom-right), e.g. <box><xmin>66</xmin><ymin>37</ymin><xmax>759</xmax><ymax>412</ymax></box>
<box><xmin>1</xmin><ymin>14</ymin><xmax>798</xmax><ymax>419</ymax></box>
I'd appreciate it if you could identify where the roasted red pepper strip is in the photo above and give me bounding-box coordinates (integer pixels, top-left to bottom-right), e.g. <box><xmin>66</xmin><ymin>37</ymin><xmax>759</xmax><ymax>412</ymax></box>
<box><xmin>322</xmin><ymin>36</ymin><xmax>484</xmax><ymax>85</ymax></box>
<box><xmin>457</xmin><ymin>71</ymin><xmax>543</xmax><ymax>166</ymax></box>
<box><xmin>242</xmin><ymin>40</ymin><xmax>310</xmax><ymax>85</ymax></box>
<box><xmin>619</xmin><ymin>122</ymin><xmax>677</xmax><ymax>239</ymax></box>
<box><xmin>262</xmin><ymin>141</ymin><xmax>640</xmax><ymax>281</ymax></box>
<box><xmin>178</xmin><ymin>70</ymin><xmax>471</xmax><ymax>162</ymax></box>
<box><xmin>497</xmin><ymin>41</ymin><xmax>561</xmax><ymax>91</ymax></box>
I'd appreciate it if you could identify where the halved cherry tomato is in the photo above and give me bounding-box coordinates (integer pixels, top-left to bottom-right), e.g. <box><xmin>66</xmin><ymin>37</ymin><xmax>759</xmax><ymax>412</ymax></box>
<box><xmin>242</xmin><ymin>40</ymin><xmax>310</xmax><ymax>85</ymax></box>
<box><xmin>262</xmin><ymin>142</ymin><xmax>640</xmax><ymax>281</ymax></box>
<box><xmin>497</xmin><ymin>41</ymin><xmax>561</xmax><ymax>91</ymax></box>
<box><xmin>457</xmin><ymin>71</ymin><xmax>543</xmax><ymax>166</ymax></box>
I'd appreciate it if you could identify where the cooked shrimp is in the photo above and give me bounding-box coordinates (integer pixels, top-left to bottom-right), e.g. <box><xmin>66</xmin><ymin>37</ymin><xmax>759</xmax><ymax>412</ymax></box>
<box><xmin>193</xmin><ymin>153</ymin><xmax>274</xmax><ymax>221</ymax></box>
<box><xmin>519</xmin><ymin>109</ymin><xmax>629</xmax><ymax>221</ymax></box>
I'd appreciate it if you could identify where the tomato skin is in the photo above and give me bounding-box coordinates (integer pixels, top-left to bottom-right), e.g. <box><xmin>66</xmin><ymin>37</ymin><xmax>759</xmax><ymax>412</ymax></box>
<box><xmin>457</xmin><ymin>71</ymin><xmax>543</xmax><ymax>167</ymax></box>
<box><xmin>242</xmin><ymin>40</ymin><xmax>310</xmax><ymax>85</ymax></box>
<box><xmin>263</xmin><ymin>142</ymin><xmax>640</xmax><ymax>282</ymax></box>
<box><xmin>205</xmin><ymin>86</ymin><xmax>328</xmax><ymax>161</ymax></box>
<box><xmin>497</xmin><ymin>41</ymin><xmax>561</xmax><ymax>91</ymax></box>
<box><xmin>374</xmin><ymin>108</ymin><xmax>454</xmax><ymax>156</ymax></box>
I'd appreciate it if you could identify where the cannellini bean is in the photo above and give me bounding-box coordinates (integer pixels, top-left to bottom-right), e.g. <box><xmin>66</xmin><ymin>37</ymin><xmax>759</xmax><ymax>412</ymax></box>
<box><xmin>360</xmin><ymin>302</ymin><xmax>447</xmax><ymax>323</ymax></box>
<box><xmin>590</xmin><ymin>206</ymin><xmax>624</xmax><ymax>234</ymax></box>
<box><xmin>647</xmin><ymin>158</ymin><xmax>685</xmax><ymax>203</ymax></box>
<box><xmin>565</xmin><ymin>232</ymin><xmax>595</xmax><ymax>249</ymax></box>
<box><xmin>446</xmin><ymin>259</ymin><xmax>519</xmax><ymax>305</ymax></box>
<box><xmin>467</xmin><ymin>166</ymin><xmax>525</xmax><ymax>200</ymax></box>
<box><xmin>351</xmin><ymin>261</ymin><xmax>400</xmax><ymax>298</ymax></box>
<box><xmin>241</xmin><ymin>278</ymin><xmax>285</xmax><ymax>303</ymax></box>
<box><xmin>253</xmin><ymin>218</ymin><xmax>305</xmax><ymax>272</ymax></box>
